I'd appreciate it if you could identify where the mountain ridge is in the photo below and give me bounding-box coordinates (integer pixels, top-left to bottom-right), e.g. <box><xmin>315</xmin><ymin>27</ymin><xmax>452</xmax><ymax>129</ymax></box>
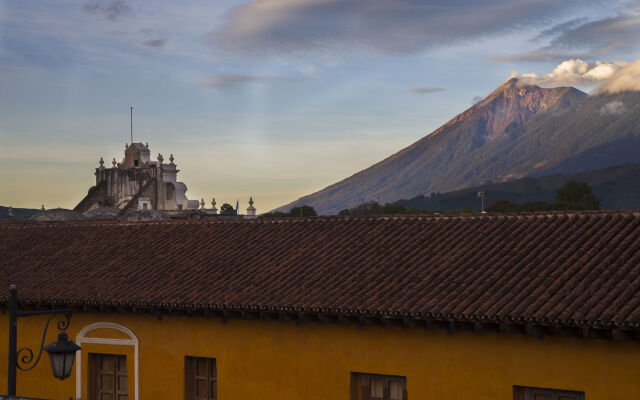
<box><xmin>276</xmin><ymin>78</ymin><xmax>606</xmax><ymax>215</ymax></box>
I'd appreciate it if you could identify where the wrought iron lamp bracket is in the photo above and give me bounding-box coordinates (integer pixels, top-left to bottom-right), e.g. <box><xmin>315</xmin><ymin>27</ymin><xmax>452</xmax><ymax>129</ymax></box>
<box><xmin>16</xmin><ymin>310</ymin><xmax>71</xmax><ymax>371</ymax></box>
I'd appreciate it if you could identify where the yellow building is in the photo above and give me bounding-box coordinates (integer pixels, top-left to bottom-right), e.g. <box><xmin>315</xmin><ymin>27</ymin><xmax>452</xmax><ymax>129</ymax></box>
<box><xmin>1</xmin><ymin>212</ymin><xmax>640</xmax><ymax>399</ymax></box>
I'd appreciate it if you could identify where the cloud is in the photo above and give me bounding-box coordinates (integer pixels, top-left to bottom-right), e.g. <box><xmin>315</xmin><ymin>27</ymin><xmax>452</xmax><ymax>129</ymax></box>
<box><xmin>593</xmin><ymin>58</ymin><xmax>640</xmax><ymax>94</ymax></box>
<box><xmin>407</xmin><ymin>87</ymin><xmax>445</xmax><ymax>95</ymax></box>
<box><xmin>509</xmin><ymin>59</ymin><xmax>628</xmax><ymax>87</ymax></box>
<box><xmin>197</xmin><ymin>74</ymin><xmax>305</xmax><ymax>88</ymax></box>
<box><xmin>598</xmin><ymin>101</ymin><xmax>626</xmax><ymax>115</ymax></box>
<box><xmin>496</xmin><ymin>13</ymin><xmax>640</xmax><ymax>63</ymax></box>
<box><xmin>83</xmin><ymin>1</ymin><xmax>132</xmax><ymax>21</ymax></box>
<box><xmin>142</xmin><ymin>38</ymin><xmax>166</xmax><ymax>49</ymax></box>
<box><xmin>209</xmin><ymin>0</ymin><xmax>600</xmax><ymax>56</ymax></box>
<box><xmin>531</xmin><ymin>18</ymin><xmax>588</xmax><ymax>41</ymax></box>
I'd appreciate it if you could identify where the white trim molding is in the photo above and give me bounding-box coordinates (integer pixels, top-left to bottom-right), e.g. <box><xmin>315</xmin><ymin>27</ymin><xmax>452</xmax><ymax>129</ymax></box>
<box><xmin>75</xmin><ymin>322</ymin><xmax>139</xmax><ymax>400</ymax></box>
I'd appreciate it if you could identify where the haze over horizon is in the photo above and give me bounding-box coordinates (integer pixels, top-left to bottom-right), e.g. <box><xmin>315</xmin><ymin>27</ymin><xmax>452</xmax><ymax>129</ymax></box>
<box><xmin>1</xmin><ymin>0</ymin><xmax>639</xmax><ymax>212</ymax></box>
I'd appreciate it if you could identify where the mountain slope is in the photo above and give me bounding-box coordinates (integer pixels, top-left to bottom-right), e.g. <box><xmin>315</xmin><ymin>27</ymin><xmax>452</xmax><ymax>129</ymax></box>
<box><xmin>278</xmin><ymin>78</ymin><xmax>591</xmax><ymax>214</ymax></box>
<box><xmin>279</xmin><ymin>76</ymin><xmax>640</xmax><ymax>215</ymax></box>
<box><xmin>394</xmin><ymin>162</ymin><xmax>640</xmax><ymax>212</ymax></box>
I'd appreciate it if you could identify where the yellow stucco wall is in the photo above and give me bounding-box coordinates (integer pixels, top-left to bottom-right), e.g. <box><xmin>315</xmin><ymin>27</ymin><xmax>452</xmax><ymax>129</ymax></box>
<box><xmin>1</xmin><ymin>312</ymin><xmax>639</xmax><ymax>399</ymax></box>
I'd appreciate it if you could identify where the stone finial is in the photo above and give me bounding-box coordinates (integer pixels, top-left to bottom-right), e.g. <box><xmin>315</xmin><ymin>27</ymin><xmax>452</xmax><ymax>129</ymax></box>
<box><xmin>208</xmin><ymin>197</ymin><xmax>218</xmax><ymax>215</ymax></box>
<box><xmin>200</xmin><ymin>198</ymin><xmax>206</xmax><ymax>210</ymax></box>
<box><xmin>157</xmin><ymin>153</ymin><xmax>164</xmax><ymax>164</ymax></box>
<box><xmin>246</xmin><ymin>196</ymin><xmax>256</xmax><ymax>217</ymax></box>
<box><xmin>112</xmin><ymin>158</ymin><xmax>117</xmax><ymax>168</ymax></box>
<box><xmin>99</xmin><ymin>157</ymin><xmax>105</xmax><ymax>170</ymax></box>
<box><xmin>169</xmin><ymin>154</ymin><xmax>175</xmax><ymax>165</ymax></box>
<box><xmin>40</xmin><ymin>204</ymin><xmax>46</xmax><ymax>213</ymax></box>
<box><xmin>8</xmin><ymin>206</ymin><xmax>13</xmax><ymax>217</ymax></box>
<box><xmin>146</xmin><ymin>142</ymin><xmax>149</xmax><ymax>149</ymax></box>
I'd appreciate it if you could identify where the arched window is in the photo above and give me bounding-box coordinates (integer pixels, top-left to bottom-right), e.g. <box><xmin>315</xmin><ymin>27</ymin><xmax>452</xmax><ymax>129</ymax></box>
<box><xmin>76</xmin><ymin>322</ymin><xmax>139</xmax><ymax>400</ymax></box>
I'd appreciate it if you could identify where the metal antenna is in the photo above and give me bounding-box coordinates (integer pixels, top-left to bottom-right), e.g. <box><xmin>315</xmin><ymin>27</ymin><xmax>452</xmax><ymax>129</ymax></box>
<box><xmin>130</xmin><ymin>106</ymin><xmax>133</xmax><ymax>144</ymax></box>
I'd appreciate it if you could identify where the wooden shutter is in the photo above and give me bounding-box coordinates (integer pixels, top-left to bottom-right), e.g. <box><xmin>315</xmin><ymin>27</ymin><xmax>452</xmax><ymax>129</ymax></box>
<box><xmin>370</xmin><ymin>377</ymin><xmax>385</xmax><ymax>400</ymax></box>
<box><xmin>185</xmin><ymin>356</ymin><xmax>217</xmax><ymax>400</ymax></box>
<box><xmin>89</xmin><ymin>353</ymin><xmax>128</xmax><ymax>400</ymax></box>
<box><xmin>352</xmin><ymin>373</ymin><xmax>406</xmax><ymax>400</ymax></box>
<box><xmin>389</xmin><ymin>379</ymin><xmax>403</xmax><ymax>400</ymax></box>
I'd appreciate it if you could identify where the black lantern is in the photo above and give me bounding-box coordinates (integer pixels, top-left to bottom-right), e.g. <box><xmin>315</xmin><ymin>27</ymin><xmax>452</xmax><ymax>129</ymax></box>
<box><xmin>44</xmin><ymin>332</ymin><xmax>81</xmax><ymax>380</ymax></box>
<box><xmin>7</xmin><ymin>285</ymin><xmax>80</xmax><ymax>396</ymax></box>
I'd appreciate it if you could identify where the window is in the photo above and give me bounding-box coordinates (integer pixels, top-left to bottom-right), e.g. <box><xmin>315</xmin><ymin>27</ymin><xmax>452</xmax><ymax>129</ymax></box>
<box><xmin>514</xmin><ymin>386</ymin><xmax>585</xmax><ymax>400</ymax></box>
<box><xmin>185</xmin><ymin>356</ymin><xmax>217</xmax><ymax>400</ymax></box>
<box><xmin>88</xmin><ymin>353</ymin><xmax>128</xmax><ymax>400</ymax></box>
<box><xmin>350</xmin><ymin>372</ymin><xmax>406</xmax><ymax>400</ymax></box>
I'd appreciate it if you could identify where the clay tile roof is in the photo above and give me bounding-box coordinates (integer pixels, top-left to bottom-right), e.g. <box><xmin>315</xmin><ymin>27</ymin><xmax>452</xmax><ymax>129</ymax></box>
<box><xmin>1</xmin><ymin>212</ymin><xmax>640</xmax><ymax>331</ymax></box>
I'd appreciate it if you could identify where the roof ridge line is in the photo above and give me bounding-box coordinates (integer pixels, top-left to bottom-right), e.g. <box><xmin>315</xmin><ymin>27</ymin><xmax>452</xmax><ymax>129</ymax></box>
<box><xmin>2</xmin><ymin>209</ymin><xmax>639</xmax><ymax>229</ymax></box>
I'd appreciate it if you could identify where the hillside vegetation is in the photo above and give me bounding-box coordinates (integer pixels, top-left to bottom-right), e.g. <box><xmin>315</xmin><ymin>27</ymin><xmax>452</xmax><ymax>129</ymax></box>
<box><xmin>394</xmin><ymin>162</ymin><xmax>640</xmax><ymax>212</ymax></box>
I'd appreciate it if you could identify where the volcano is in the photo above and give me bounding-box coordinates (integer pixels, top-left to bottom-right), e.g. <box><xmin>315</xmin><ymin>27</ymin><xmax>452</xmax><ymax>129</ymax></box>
<box><xmin>278</xmin><ymin>77</ymin><xmax>640</xmax><ymax>215</ymax></box>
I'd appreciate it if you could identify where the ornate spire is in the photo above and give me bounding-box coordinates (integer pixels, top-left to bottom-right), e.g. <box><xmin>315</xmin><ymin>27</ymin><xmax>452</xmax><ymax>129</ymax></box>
<box><xmin>99</xmin><ymin>157</ymin><xmax>105</xmax><ymax>170</ymax></box>
<box><xmin>169</xmin><ymin>154</ymin><xmax>175</xmax><ymax>165</ymax></box>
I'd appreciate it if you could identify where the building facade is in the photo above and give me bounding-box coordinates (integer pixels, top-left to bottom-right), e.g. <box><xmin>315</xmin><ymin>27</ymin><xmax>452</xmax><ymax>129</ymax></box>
<box><xmin>74</xmin><ymin>142</ymin><xmax>199</xmax><ymax>213</ymax></box>
<box><xmin>1</xmin><ymin>212</ymin><xmax>640</xmax><ymax>399</ymax></box>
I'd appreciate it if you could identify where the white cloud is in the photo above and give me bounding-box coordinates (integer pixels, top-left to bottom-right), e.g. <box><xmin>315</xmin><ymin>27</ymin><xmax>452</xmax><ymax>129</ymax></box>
<box><xmin>593</xmin><ymin>58</ymin><xmax>640</xmax><ymax>94</ymax></box>
<box><xmin>509</xmin><ymin>59</ymin><xmax>628</xmax><ymax>87</ymax></box>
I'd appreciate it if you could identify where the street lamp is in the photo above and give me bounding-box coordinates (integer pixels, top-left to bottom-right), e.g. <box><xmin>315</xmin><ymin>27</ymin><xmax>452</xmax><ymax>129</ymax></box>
<box><xmin>45</xmin><ymin>332</ymin><xmax>81</xmax><ymax>380</ymax></box>
<box><xmin>7</xmin><ymin>285</ymin><xmax>81</xmax><ymax>396</ymax></box>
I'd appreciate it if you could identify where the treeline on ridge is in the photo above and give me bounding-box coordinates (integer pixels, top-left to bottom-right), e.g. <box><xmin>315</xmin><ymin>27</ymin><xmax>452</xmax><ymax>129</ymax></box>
<box><xmin>262</xmin><ymin>181</ymin><xmax>601</xmax><ymax>217</ymax></box>
<box><xmin>338</xmin><ymin>181</ymin><xmax>601</xmax><ymax>215</ymax></box>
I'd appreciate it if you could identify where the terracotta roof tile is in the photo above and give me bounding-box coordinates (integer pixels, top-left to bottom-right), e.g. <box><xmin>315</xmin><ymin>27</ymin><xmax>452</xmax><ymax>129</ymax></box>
<box><xmin>1</xmin><ymin>212</ymin><xmax>640</xmax><ymax>331</ymax></box>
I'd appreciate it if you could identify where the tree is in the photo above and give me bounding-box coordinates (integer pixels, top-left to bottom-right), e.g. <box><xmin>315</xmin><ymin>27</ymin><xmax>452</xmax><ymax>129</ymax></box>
<box><xmin>382</xmin><ymin>204</ymin><xmax>406</xmax><ymax>214</ymax></box>
<box><xmin>338</xmin><ymin>209</ymin><xmax>352</xmax><ymax>216</ymax></box>
<box><xmin>349</xmin><ymin>201</ymin><xmax>384</xmax><ymax>215</ymax></box>
<box><xmin>288</xmin><ymin>205</ymin><xmax>317</xmax><ymax>217</ymax></box>
<box><xmin>554</xmin><ymin>181</ymin><xmax>601</xmax><ymax>210</ymax></box>
<box><xmin>486</xmin><ymin>200</ymin><xmax>521</xmax><ymax>212</ymax></box>
<box><xmin>259</xmin><ymin>211</ymin><xmax>288</xmax><ymax>218</ymax></box>
<box><xmin>220</xmin><ymin>203</ymin><xmax>235</xmax><ymax>216</ymax></box>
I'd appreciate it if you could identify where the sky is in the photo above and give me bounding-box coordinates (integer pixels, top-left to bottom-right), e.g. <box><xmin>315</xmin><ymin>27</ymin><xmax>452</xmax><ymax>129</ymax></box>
<box><xmin>1</xmin><ymin>0</ymin><xmax>639</xmax><ymax>212</ymax></box>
